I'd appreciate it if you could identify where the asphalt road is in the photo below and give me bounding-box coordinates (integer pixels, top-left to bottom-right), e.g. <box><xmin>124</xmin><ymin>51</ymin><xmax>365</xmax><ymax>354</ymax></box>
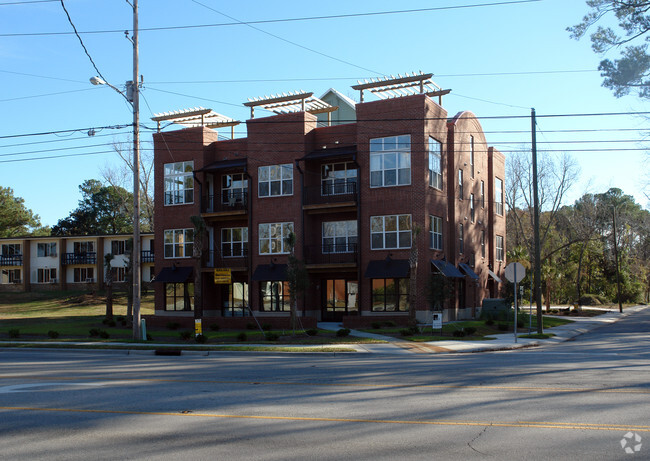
<box><xmin>0</xmin><ymin>307</ymin><xmax>648</xmax><ymax>460</ymax></box>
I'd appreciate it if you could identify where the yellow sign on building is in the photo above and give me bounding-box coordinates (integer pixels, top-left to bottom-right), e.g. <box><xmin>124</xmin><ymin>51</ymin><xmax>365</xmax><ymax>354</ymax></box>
<box><xmin>214</xmin><ymin>268</ymin><xmax>231</xmax><ymax>284</ymax></box>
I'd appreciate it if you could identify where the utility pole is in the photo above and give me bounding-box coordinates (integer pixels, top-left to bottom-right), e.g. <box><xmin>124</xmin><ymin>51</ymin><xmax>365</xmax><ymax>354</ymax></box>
<box><xmin>531</xmin><ymin>108</ymin><xmax>543</xmax><ymax>334</ymax></box>
<box><xmin>131</xmin><ymin>0</ymin><xmax>141</xmax><ymax>340</ymax></box>
<box><xmin>612</xmin><ymin>207</ymin><xmax>623</xmax><ymax>313</ymax></box>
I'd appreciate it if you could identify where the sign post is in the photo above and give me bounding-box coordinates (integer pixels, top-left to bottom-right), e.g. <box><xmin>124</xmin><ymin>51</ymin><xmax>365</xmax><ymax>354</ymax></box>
<box><xmin>504</xmin><ymin>262</ymin><xmax>526</xmax><ymax>343</ymax></box>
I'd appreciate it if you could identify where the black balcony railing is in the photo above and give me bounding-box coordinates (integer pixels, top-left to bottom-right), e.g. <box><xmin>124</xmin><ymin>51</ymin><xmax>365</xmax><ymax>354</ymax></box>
<box><xmin>203</xmin><ymin>190</ymin><xmax>248</xmax><ymax>213</ymax></box>
<box><xmin>203</xmin><ymin>249</ymin><xmax>249</xmax><ymax>269</ymax></box>
<box><xmin>0</xmin><ymin>254</ymin><xmax>23</xmax><ymax>266</ymax></box>
<box><xmin>303</xmin><ymin>181</ymin><xmax>357</xmax><ymax>206</ymax></box>
<box><xmin>62</xmin><ymin>252</ymin><xmax>97</xmax><ymax>265</ymax></box>
<box><xmin>141</xmin><ymin>250</ymin><xmax>155</xmax><ymax>263</ymax></box>
<box><xmin>304</xmin><ymin>243</ymin><xmax>358</xmax><ymax>265</ymax></box>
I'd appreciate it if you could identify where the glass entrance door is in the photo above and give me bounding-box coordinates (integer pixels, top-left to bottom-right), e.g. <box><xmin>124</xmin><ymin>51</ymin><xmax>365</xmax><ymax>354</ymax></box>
<box><xmin>323</xmin><ymin>279</ymin><xmax>358</xmax><ymax>321</ymax></box>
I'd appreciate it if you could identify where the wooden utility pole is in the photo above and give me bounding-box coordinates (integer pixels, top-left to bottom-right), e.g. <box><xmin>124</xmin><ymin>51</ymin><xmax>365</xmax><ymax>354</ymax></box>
<box><xmin>131</xmin><ymin>0</ymin><xmax>141</xmax><ymax>340</ymax></box>
<box><xmin>612</xmin><ymin>207</ymin><xmax>623</xmax><ymax>313</ymax></box>
<box><xmin>531</xmin><ymin>108</ymin><xmax>543</xmax><ymax>334</ymax></box>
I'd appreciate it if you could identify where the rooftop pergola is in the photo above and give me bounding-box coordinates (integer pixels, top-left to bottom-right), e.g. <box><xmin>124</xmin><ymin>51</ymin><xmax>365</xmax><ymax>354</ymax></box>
<box><xmin>244</xmin><ymin>91</ymin><xmax>338</xmax><ymax>121</ymax></box>
<box><xmin>351</xmin><ymin>72</ymin><xmax>451</xmax><ymax>105</ymax></box>
<box><xmin>151</xmin><ymin>107</ymin><xmax>240</xmax><ymax>136</ymax></box>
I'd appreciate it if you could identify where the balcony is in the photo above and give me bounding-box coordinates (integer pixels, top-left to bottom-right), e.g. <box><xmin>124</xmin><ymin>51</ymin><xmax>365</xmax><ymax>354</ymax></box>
<box><xmin>141</xmin><ymin>250</ymin><xmax>155</xmax><ymax>263</ymax></box>
<box><xmin>202</xmin><ymin>191</ymin><xmax>248</xmax><ymax>215</ymax></box>
<box><xmin>62</xmin><ymin>252</ymin><xmax>97</xmax><ymax>265</ymax></box>
<box><xmin>304</xmin><ymin>243</ymin><xmax>358</xmax><ymax>265</ymax></box>
<box><xmin>203</xmin><ymin>249</ymin><xmax>249</xmax><ymax>269</ymax></box>
<box><xmin>303</xmin><ymin>181</ymin><xmax>357</xmax><ymax>208</ymax></box>
<box><xmin>0</xmin><ymin>254</ymin><xmax>23</xmax><ymax>266</ymax></box>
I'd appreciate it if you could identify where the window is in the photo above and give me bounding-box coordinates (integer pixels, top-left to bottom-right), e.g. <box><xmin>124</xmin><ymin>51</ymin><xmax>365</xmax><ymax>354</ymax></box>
<box><xmin>470</xmin><ymin>194</ymin><xmax>475</xmax><ymax>222</ymax></box>
<box><xmin>222</xmin><ymin>227</ymin><xmax>248</xmax><ymax>257</ymax></box>
<box><xmin>258</xmin><ymin>164</ymin><xmax>293</xmax><ymax>197</ymax></box>
<box><xmin>496</xmin><ymin>235</ymin><xmax>504</xmax><ymax>261</ymax></box>
<box><xmin>325</xmin><ymin>280</ymin><xmax>358</xmax><ymax>314</ymax></box>
<box><xmin>470</xmin><ymin>252</ymin><xmax>476</xmax><ymax>268</ymax></box>
<box><xmin>259</xmin><ymin>222</ymin><xmax>293</xmax><ymax>255</ymax></box>
<box><xmin>37</xmin><ymin>242</ymin><xmax>56</xmax><ymax>257</ymax></box>
<box><xmin>164</xmin><ymin>229</ymin><xmax>194</xmax><ymax>258</ymax></box>
<box><xmin>458</xmin><ymin>169</ymin><xmax>464</xmax><ymax>200</ymax></box>
<box><xmin>370</xmin><ymin>214</ymin><xmax>411</xmax><ymax>250</ymax></box>
<box><xmin>37</xmin><ymin>268</ymin><xmax>56</xmax><ymax>283</ymax></box>
<box><xmin>165</xmin><ymin>282</ymin><xmax>194</xmax><ymax>311</ymax></box>
<box><xmin>2</xmin><ymin>269</ymin><xmax>21</xmax><ymax>284</ymax></box>
<box><xmin>223</xmin><ymin>282</ymin><xmax>249</xmax><ymax>317</ymax></box>
<box><xmin>481</xmin><ymin>181</ymin><xmax>485</xmax><ymax>208</ymax></box>
<box><xmin>495</xmin><ymin>177</ymin><xmax>504</xmax><ymax>216</ymax></box>
<box><xmin>73</xmin><ymin>267</ymin><xmax>94</xmax><ymax>282</ymax></box>
<box><xmin>222</xmin><ymin>173</ymin><xmax>248</xmax><ymax>204</ymax></box>
<box><xmin>430</xmin><ymin>215</ymin><xmax>443</xmax><ymax>250</ymax></box>
<box><xmin>164</xmin><ymin>161</ymin><xmax>194</xmax><ymax>205</ymax></box>
<box><xmin>111</xmin><ymin>240</ymin><xmax>126</xmax><ymax>255</ymax></box>
<box><xmin>470</xmin><ymin>135</ymin><xmax>475</xmax><ymax>178</ymax></box>
<box><xmin>371</xmin><ymin>278</ymin><xmax>409</xmax><ymax>312</ymax></box>
<box><xmin>260</xmin><ymin>281</ymin><xmax>290</xmax><ymax>312</ymax></box>
<box><xmin>428</xmin><ymin>137</ymin><xmax>443</xmax><ymax>189</ymax></box>
<box><xmin>74</xmin><ymin>241</ymin><xmax>94</xmax><ymax>254</ymax></box>
<box><xmin>459</xmin><ymin>224</ymin><xmax>464</xmax><ymax>254</ymax></box>
<box><xmin>370</xmin><ymin>135</ymin><xmax>411</xmax><ymax>187</ymax></box>
<box><xmin>323</xmin><ymin>221</ymin><xmax>357</xmax><ymax>253</ymax></box>
<box><xmin>1</xmin><ymin>244</ymin><xmax>21</xmax><ymax>256</ymax></box>
<box><xmin>321</xmin><ymin>162</ymin><xmax>357</xmax><ymax>195</ymax></box>
<box><xmin>481</xmin><ymin>230</ymin><xmax>486</xmax><ymax>258</ymax></box>
<box><xmin>111</xmin><ymin>267</ymin><xmax>126</xmax><ymax>282</ymax></box>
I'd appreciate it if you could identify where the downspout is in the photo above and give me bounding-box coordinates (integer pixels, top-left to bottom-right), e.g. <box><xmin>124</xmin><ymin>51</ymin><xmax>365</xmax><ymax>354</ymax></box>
<box><xmin>295</xmin><ymin>158</ymin><xmax>306</xmax><ymax>319</ymax></box>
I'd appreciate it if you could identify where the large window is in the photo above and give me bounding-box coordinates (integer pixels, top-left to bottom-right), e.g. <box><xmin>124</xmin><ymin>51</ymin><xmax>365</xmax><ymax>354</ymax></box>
<box><xmin>323</xmin><ymin>221</ymin><xmax>357</xmax><ymax>253</ymax></box>
<box><xmin>37</xmin><ymin>242</ymin><xmax>57</xmax><ymax>257</ymax></box>
<box><xmin>111</xmin><ymin>267</ymin><xmax>126</xmax><ymax>283</ymax></box>
<box><xmin>321</xmin><ymin>162</ymin><xmax>357</xmax><ymax>195</ymax></box>
<box><xmin>1</xmin><ymin>243</ymin><xmax>21</xmax><ymax>256</ymax></box>
<box><xmin>111</xmin><ymin>240</ymin><xmax>127</xmax><ymax>255</ymax></box>
<box><xmin>73</xmin><ymin>241</ymin><xmax>94</xmax><ymax>254</ymax></box>
<box><xmin>260</xmin><ymin>281</ymin><xmax>290</xmax><ymax>312</ymax></box>
<box><xmin>496</xmin><ymin>235</ymin><xmax>504</xmax><ymax>261</ymax></box>
<box><xmin>223</xmin><ymin>282</ymin><xmax>249</xmax><ymax>317</ymax></box>
<box><xmin>458</xmin><ymin>169</ymin><xmax>464</xmax><ymax>200</ymax></box>
<box><xmin>37</xmin><ymin>268</ymin><xmax>56</xmax><ymax>283</ymax></box>
<box><xmin>258</xmin><ymin>164</ymin><xmax>293</xmax><ymax>197</ymax></box>
<box><xmin>259</xmin><ymin>222</ymin><xmax>293</xmax><ymax>255</ymax></box>
<box><xmin>2</xmin><ymin>269</ymin><xmax>21</xmax><ymax>283</ymax></box>
<box><xmin>164</xmin><ymin>161</ymin><xmax>194</xmax><ymax>205</ymax></box>
<box><xmin>371</xmin><ymin>278</ymin><xmax>409</xmax><ymax>312</ymax></box>
<box><xmin>428</xmin><ymin>137</ymin><xmax>443</xmax><ymax>189</ymax></box>
<box><xmin>222</xmin><ymin>173</ymin><xmax>248</xmax><ymax>204</ymax></box>
<box><xmin>470</xmin><ymin>194</ymin><xmax>475</xmax><ymax>223</ymax></box>
<box><xmin>370</xmin><ymin>135</ymin><xmax>411</xmax><ymax>187</ymax></box>
<box><xmin>371</xmin><ymin>214</ymin><xmax>411</xmax><ymax>250</ymax></box>
<box><xmin>73</xmin><ymin>267</ymin><xmax>95</xmax><ymax>283</ymax></box>
<box><xmin>495</xmin><ymin>177</ymin><xmax>504</xmax><ymax>216</ymax></box>
<box><xmin>165</xmin><ymin>282</ymin><xmax>194</xmax><ymax>311</ymax></box>
<box><xmin>164</xmin><ymin>229</ymin><xmax>194</xmax><ymax>258</ymax></box>
<box><xmin>325</xmin><ymin>280</ymin><xmax>358</xmax><ymax>314</ymax></box>
<box><xmin>222</xmin><ymin>227</ymin><xmax>248</xmax><ymax>257</ymax></box>
<box><xmin>430</xmin><ymin>215</ymin><xmax>443</xmax><ymax>250</ymax></box>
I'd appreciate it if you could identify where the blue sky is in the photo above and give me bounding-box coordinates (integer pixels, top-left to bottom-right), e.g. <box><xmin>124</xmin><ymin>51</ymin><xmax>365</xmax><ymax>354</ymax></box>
<box><xmin>1</xmin><ymin>0</ymin><xmax>648</xmax><ymax>227</ymax></box>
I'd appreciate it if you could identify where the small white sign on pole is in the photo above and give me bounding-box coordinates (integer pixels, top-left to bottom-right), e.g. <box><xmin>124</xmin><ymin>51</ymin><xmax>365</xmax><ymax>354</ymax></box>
<box><xmin>504</xmin><ymin>262</ymin><xmax>526</xmax><ymax>343</ymax></box>
<box><xmin>432</xmin><ymin>312</ymin><xmax>443</xmax><ymax>330</ymax></box>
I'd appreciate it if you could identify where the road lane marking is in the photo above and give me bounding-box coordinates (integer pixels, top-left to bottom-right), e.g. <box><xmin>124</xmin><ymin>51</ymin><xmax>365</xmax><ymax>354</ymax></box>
<box><xmin>0</xmin><ymin>382</ymin><xmax>110</xmax><ymax>393</ymax></box>
<box><xmin>1</xmin><ymin>405</ymin><xmax>649</xmax><ymax>432</ymax></box>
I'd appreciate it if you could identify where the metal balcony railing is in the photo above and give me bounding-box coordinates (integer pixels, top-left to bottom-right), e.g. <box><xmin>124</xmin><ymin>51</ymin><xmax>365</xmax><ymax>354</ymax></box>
<box><xmin>0</xmin><ymin>254</ymin><xmax>23</xmax><ymax>266</ymax></box>
<box><xmin>62</xmin><ymin>252</ymin><xmax>97</xmax><ymax>265</ymax></box>
<box><xmin>203</xmin><ymin>249</ymin><xmax>249</xmax><ymax>269</ymax></box>
<box><xmin>203</xmin><ymin>191</ymin><xmax>248</xmax><ymax>213</ymax></box>
<box><xmin>141</xmin><ymin>250</ymin><xmax>155</xmax><ymax>263</ymax></box>
<box><xmin>304</xmin><ymin>243</ymin><xmax>358</xmax><ymax>265</ymax></box>
<box><xmin>303</xmin><ymin>181</ymin><xmax>357</xmax><ymax>206</ymax></box>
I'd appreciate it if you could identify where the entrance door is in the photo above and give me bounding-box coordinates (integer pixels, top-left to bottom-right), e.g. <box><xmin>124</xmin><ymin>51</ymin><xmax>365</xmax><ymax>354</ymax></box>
<box><xmin>322</xmin><ymin>279</ymin><xmax>358</xmax><ymax>322</ymax></box>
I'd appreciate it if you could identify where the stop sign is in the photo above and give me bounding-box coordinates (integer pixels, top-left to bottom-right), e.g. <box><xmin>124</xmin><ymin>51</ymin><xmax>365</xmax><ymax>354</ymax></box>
<box><xmin>504</xmin><ymin>262</ymin><xmax>526</xmax><ymax>283</ymax></box>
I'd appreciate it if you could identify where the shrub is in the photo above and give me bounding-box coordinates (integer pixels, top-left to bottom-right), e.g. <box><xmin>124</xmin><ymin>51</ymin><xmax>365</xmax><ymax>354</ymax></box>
<box><xmin>410</xmin><ymin>325</ymin><xmax>420</xmax><ymax>335</ymax></box>
<box><xmin>371</xmin><ymin>321</ymin><xmax>382</xmax><ymax>330</ymax></box>
<box><xmin>246</xmin><ymin>323</ymin><xmax>256</xmax><ymax>330</ymax></box>
<box><xmin>498</xmin><ymin>323</ymin><xmax>509</xmax><ymax>331</ymax></box>
<box><xmin>579</xmin><ymin>294</ymin><xmax>602</xmax><ymax>306</ymax></box>
<box><xmin>265</xmin><ymin>332</ymin><xmax>279</xmax><ymax>341</ymax></box>
<box><xmin>305</xmin><ymin>328</ymin><xmax>319</xmax><ymax>336</ymax></box>
<box><xmin>195</xmin><ymin>334</ymin><xmax>207</xmax><ymax>344</ymax></box>
<box><xmin>383</xmin><ymin>321</ymin><xmax>397</xmax><ymax>327</ymax></box>
<box><xmin>336</xmin><ymin>328</ymin><xmax>350</xmax><ymax>337</ymax></box>
<box><xmin>452</xmin><ymin>330</ymin><xmax>466</xmax><ymax>337</ymax></box>
<box><xmin>517</xmin><ymin>320</ymin><xmax>524</xmax><ymax>328</ymax></box>
<box><xmin>99</xmin><ymin>330</ymin><xmax>110</xmax><ymax>339</ymax></box>
<box><xmin>116</xmin><ymin>316</ymin><xmax>125</xmax><ymax>323</ymax></box>
<box><xmin>400</xmin><ymin>328</ymin><xmax>413</xmax><ymax>337</ymax></box>
<box><xmin>261</xmin><ymin>323</ymin><xmax>272</xmax><ymax>331</ymax></box>
<box><xmin>47</xmin><ymin>330</ymin><xmax>59</xmax><ymax>339</ymax></box>
<box><xmin>8</xmin><ymin>329</ymin><xmax>20</xmax><ymax>339</ymax></box>
<box><xmin>179</xmin><ymin>331</ymin><xmax>192</xmax><ymax>340</ymax></box>
<box><xmin>146</xmin><ymin>334</ymin><xmax>153</xmax><ymax>341</ymax></box>
<box><xmin>485</xmin><ymin>319</ymin><xmax>494</xmax><ymax>326</ymax></box>
<box><xmin>237</xmin><ymin>332</ymin><xmax>247</xmax><ymax>341</ymax></box>
<box><xmin>89</xmin><ymin>328</ymin><xmax>100</xmax><ymax>337</ymax></box>
<box><xmin>209</xmin><ymin>323</ymin><xmax>220</xmax><ymax>331</ymax></box>
<box><xmin>102</xmin><ymin>318</ymin><xmax>116</xmax><ymax>327</ymax></box>
<box><xmin>464</xmin><ymin>327</ymin><xmax>477</xmax><ymax>336</ymax></box>
<box><xmin>166</xmin><ymin>322</ymin><xmax>180</xmax><ymax>330</ymax></box>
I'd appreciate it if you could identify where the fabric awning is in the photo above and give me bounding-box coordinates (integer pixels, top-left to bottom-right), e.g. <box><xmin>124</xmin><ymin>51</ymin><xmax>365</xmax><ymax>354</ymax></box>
<box><xmin>488</xmin><ymin>269</ymin><xmax>502</xmax><ymax>284</ymax></box>
<box><xmin>299</xmin><ymin>145</ymin><xmax>357</xmax><ymax>162</ymax></box>
<box><xmin>153</xmin><ymin>266</ymin><xmax>193</xmax><ymax>283</ymax></box>
<box><xmin>459</xmin><ymin>263</ymin><xmax>479</xmax><ymax>280</ymax></box>
<box><xmin>364</xmin><ymin>258</ymin><xmax>410</xmax><ymax>278</ymax></box>
<box><xmin>431</xmin><ymin>259</ymin><xmax>464</xmax><ymax>278</ymax></box>
<box><xmin>252</xmin><ymin>263</ymin><xmax>288</xmax><ymax>281</ymax></box>
<box><xmin>198</xmin><ymin>158</ymin><xmax>247</xmax><ymax>173</ymax></box>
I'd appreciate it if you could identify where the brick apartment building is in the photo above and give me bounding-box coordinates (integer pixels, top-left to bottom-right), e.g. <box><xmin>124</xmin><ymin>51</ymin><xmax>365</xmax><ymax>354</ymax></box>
<box><xmin>151</xmin><ymin>73</ymin><xmax>506</xmax><ymax>327</ymax></box>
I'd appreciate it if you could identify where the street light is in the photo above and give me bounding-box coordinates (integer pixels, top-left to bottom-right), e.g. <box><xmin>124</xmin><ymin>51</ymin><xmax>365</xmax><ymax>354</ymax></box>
<box><xmin>89</xmin><ymin>0</ymin><xmax>141</xmax><ymax>340</ymax></box>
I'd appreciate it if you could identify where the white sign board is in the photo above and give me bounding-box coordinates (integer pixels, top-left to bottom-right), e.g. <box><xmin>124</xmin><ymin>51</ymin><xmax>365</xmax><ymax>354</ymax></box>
<box><xmin>432</xmin><ymin>312</ymin><xmax>443</xmax><ymax>329</ymax></box>
<box><xmin>504</xmin><ymin>262</ymin><xmax>526</xmax><ymax>283</ymax></box>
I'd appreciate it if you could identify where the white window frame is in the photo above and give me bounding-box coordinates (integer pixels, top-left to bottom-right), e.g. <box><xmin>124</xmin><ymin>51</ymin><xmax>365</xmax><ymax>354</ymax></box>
<box><xmin>430</xmin><ymin>215</ymin><xmax>443</xmax><ymax>251</ymax></box>
<box><xmin>322</xmin><ymin>221</ymin><xmax>357</xmax><ymax>253</ymax></box>
<box><xmin>496</xmin><ymin>235</ymin><xmax>504</xmax><ymax>261</ymax></box>
<box><xmin>222</xmin><ymin>173</ymin><xmax>248</xmax><ymax>204</ymax></box>
<box><xmin>258</xmin><ymin>164</ymin><xmax>293</xmax><ymax>198</ymax></box>
<box><xmin>221</xmin><ymin>227</ymin><xmax>248</xmax><ymax>258</ymax></box>
<box><xmin>37</xmin><ymin>242</ymin><xmax>57</xmax><ymax>257</ymax></box>
<box><xmin>36</xmin><ymin>268</ymin><xmax>56</xmax><ymax>283</ymax></box>
<box><xmin>458</xmin><ymin>169</ymin><xmax>464</xmax><ymax>200</ymax></box>
<box><xmin>164</xmin><ymin>229</ymin><xmax>194</xmax><ymax>259</ymax></box>
<box><xmin>259</xmin><ymin>222</ymin><xmax>294</xmax><ymax>255</ymax></box>
<box><xmin>164</xmin><ymin>161</ymin><xmax>194</xmax><ymax>206</ymax></box>
<box><xmin>111</xmin><ymin>240</ymin><xmax>126</xmax><ymax>255</ymax></box>
<box><xmin>370</xmin><ymin>135</ymin><xmax>411</xmax><ymax>188</ymax></box>
<box><xmin>74</xmin><ymin>267</ymin><xmax>95</xmax><ymax>283</ymax></box>
<box><xmin>370</xmin><ymin>214</ymin><xmax>412</xmax><ymax>250</ymax></box>
<box><xmin>495</xmin><ymin>177</ymin><xmax>504</xmax><ymax>216</ymax></box>
<box><xmin>428</xmin><ymin>137</ymin><xmax>443</xmax><ymax>190</ymax></box>
<box><xmin>1</xmin><ymin>243</ymin><xmax>21</xmax><ymax>256</ymax></box>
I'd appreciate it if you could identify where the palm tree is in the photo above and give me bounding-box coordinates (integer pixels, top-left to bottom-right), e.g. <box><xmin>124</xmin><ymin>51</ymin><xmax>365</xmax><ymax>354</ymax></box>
<box><xmin>104</xmin><ymin>252</ymin><xmax>115</xmax><ymax>320</ymax></box>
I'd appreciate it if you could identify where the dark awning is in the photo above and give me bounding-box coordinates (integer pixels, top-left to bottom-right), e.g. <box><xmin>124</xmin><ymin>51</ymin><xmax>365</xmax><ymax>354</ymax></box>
<box><xmin>431</xmin><ymin>259</ymin><xmax>464</xmax><ymax>278</ymax></box>
<box><xmin>252</xmin><ymin>263</ymin><xmax>288</xmax><ymax>281</ymax></box>
<box><xmin>153</xmin><ymin>266</ymin><xmax>193</xmax><ymax>283</ymax></box>
<box><xmin>459</xmin><ymin>263</ymin><xmax>479</xmax><ymax>280</ymax></box>
<box><xmin>299</xmin><ymin>145</ymin><xmax>357</xmax><ymax>162</ymax></box>
<box><xmin>488</xmin><ymin>269</ymin><xmax>502</xmax><ymax>283</ymax></box>
<box><xmin>198</xmin><ymin>158</ymin><xmax>247</xmax><ymax>173</ymax></box>
<box><xmin>364</xmin><ymin>259</ymin><xmax>410</xmax><ymax>278</ymax></box>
